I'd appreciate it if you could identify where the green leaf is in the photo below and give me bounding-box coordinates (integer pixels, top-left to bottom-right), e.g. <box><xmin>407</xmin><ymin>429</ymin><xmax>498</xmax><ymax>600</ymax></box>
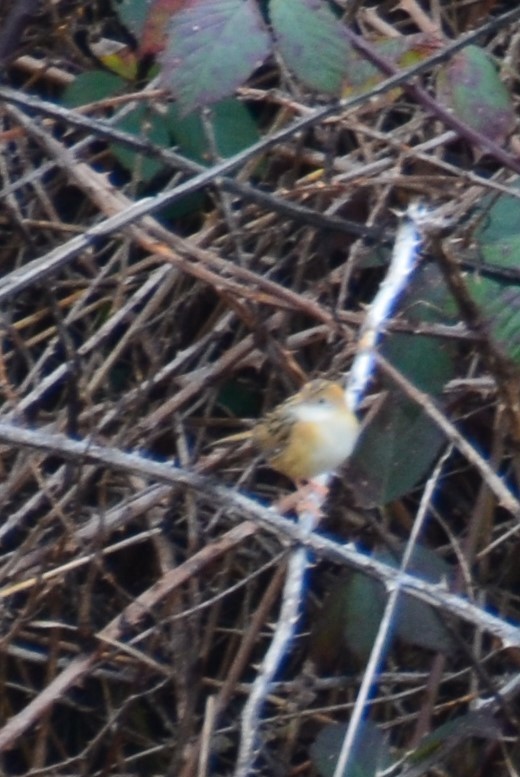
<box><xmin>160</xmin><ymin>98</ymin><xmax>261</xmax><ymax>217</ymax></box>
<box><xmin>478</xmin><ymin>183</ymin><xmax>520</xmax><ymax>259</ymax></box>
<box><xmin>336</xmin><ymin>572</ymin><xmax>385</xmax><ymax>664</ymax></box>
<box><xmin>113</xmin><ymin>105</ymin><xmax>171</xmax><ymax>182</ymax></box>
<box><xmin>311</xmin><ymin>572</ymin><xmax>385</xmax><ymax>668</ymax></box>
<box><xmin>436</xmin><ymin>45</ymin><xmax>514</xmax><ymax>146</ymax></box>
<box><xmin>116</xmin><ymin>0</ymin><xmax>151</xmax><ymax>42</ymax></box>
<box><xmin>62</xmin><ymin>71</ymin><xmax>126</xmax><ymax>107</ymax></box>
<box><xmin>168</xmin><ymin>98</ymin><xmax>260</xmax><ymax>163</ymax></box>
<box><xmin>378</xmin><ymin>545</ymin><xmax>454</xmax><ymax>654</ymax></box>
<box><xmin>468</xmin><ymin>180</ymin><xmax>520</xmax><ymax>362</ymax></box>
<box><xmin>349</xmin><ymin>265</ymin><xmax>457</xmax><ymax>506</ymax></box>
<box><xmin>209</xmin><ymin>99</ymin><xmax>261</xmax><ymax>158</ymax></box>
<box><xmin>406</xmin><ymin>712</ymin><xmax>501</xmax><ymax>773</ymax></box>
<box><xmin>311</xmin><ymin>720</ymin><xmax>392</xmax><ymax>777</ymax></box>
<box><xmin>63</xmin><ymin>72</ymin><xmax>169</xmax><ymax>183</ymax></box>
<box><xmin>384</xmin><ymin>264</ymin><xmax>458</xmax><ymax>393</ymax></box>
<box><xmin>350</xmin><ymin>395</ymin><xmax>446</xmax><ymax>507</ymax></box>
<box><xmin>314</xmin><ymin>544</ymin><xmax>454</xmax><ymax>666</ymax></box>
<box><xmin>160</xmin><ymin>0</ymin><xmax>271</xmax><ymax>114</ymax></box>
<box><xmin>270</xmin><ymin>0</ymin><xmax>351</xmax><ymax>94</ymax></box>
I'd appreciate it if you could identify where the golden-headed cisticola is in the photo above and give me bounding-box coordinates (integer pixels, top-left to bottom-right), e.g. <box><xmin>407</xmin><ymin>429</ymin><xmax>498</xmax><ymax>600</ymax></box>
<box><xmin>217</xmin><ymin>379</ymin><xmax>359</xmax><ymax>482</ymax></box>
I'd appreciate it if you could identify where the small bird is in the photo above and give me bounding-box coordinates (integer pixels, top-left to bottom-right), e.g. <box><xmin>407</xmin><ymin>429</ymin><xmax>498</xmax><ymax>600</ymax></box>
<box><xmin>216</xmin><ymin>379</ymin><xmax>359</xmax><ymax>482</ymax></box>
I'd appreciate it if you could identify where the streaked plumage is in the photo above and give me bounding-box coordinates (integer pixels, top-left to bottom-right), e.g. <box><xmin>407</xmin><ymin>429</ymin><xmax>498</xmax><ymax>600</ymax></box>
<box><xmin>217</xmin><ymin>380</ymin><xmax>359</xmax><ymax>481</ymax></box>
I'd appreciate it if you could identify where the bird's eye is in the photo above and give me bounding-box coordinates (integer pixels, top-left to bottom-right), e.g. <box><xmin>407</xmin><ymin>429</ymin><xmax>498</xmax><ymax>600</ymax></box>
<box><xmin>317</xmin><ymin>396</ymin><xmax>327</xmax><ymax>405</ymax></box>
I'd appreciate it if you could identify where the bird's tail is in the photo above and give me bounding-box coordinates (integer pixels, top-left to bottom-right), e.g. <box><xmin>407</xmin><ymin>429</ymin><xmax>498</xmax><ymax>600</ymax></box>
<box><xmin>210</xmin><ymin>429</ymin><xmax>253</xmax><ymax>446</ymax></box>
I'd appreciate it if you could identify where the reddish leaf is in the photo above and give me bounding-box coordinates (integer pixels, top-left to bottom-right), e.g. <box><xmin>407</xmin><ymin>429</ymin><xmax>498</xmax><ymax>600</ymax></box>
<box><xmin>271</xmin><ymin>0</ymin><xmax>351</xmax><ymax>94</ymax></box>
<box><xmin>160</xmin><ymin>0</ymin><xmax>271</xmax><ymax>114</ymax></box>
<box><xmin>343</xmin><ymin>34</ymin><xmax>442</xmax><ymax>96</ymax></box>
<box><xmin>437</xmin><ymin>45</ymin><xmax>514</xmax><ymax>147</ymax></box>
<box><xmin>139</xmin><ymin>0</ymin><xmax>187</xmax><ymax>56</ymax></box>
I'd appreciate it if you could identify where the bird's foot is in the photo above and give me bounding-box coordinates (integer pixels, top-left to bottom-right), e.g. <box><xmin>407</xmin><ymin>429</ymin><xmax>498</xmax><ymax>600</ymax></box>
<box><xmin>275</xmin><ymin>478</ymin><xmax>329</xmax><ymax>518</ymax></box>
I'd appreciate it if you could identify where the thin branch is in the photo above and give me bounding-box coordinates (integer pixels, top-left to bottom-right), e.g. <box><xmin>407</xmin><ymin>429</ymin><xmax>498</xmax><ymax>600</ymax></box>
<box><xmin>333</xmin><ymin>447</ymin><xmax>452</xmax><ymax>777</ymax></box>
<box><xmin>347</xmin><ymin>204</ymin><xmax>425</xmax><ymax>410</ymax></box>
<box><xmin>0</xmin><ymin>422</ymin><xmax>515</xmax><ymax>645</ymax></box>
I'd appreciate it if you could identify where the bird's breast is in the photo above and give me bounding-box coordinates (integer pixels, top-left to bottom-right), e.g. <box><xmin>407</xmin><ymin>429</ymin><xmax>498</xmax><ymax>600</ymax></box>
<box><xmin>273</xmin><ymin>408</ymin><xmax>358</xmax><ymax>480</ymax></box>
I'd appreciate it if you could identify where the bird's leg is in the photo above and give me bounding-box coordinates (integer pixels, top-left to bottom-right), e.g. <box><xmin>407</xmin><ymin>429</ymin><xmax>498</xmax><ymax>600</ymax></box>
<box><xmin>274</xmin><ymin>478</ymin><xmax>330</xmax><ymax>517</ymax></box>
<box><xmin>294</xmin><ymin>478</ymin><xmax>329</xmax><ymax>517</ymax></box>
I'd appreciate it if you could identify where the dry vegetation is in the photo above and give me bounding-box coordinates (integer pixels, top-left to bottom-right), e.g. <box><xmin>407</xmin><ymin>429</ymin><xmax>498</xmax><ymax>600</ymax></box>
<box><xmin>0</xmin><ymin>1</ymin><xmax>519</xmax><ymax>775</ymax></box>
